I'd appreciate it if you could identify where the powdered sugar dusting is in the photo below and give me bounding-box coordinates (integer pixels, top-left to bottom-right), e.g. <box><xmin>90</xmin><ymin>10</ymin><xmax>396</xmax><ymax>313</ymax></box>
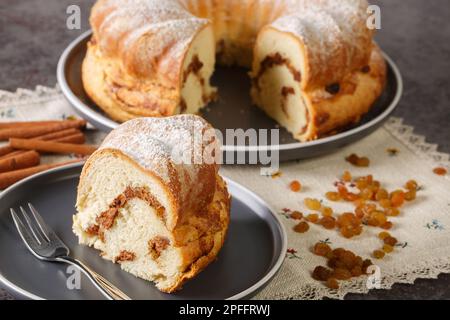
<box><xmin>92</xmin><ymin>0</ymin><xmax>372</xmax><ymax>86</ymax></box>
<box><xmin>92</xmin><ymin>0</ymin><xmax>209</xmax><ymax>74</ymax></box>
<box><xmin>99</xmin><ymin>115</ymin><xmax>219</xmax><ymax>183</ymax></box>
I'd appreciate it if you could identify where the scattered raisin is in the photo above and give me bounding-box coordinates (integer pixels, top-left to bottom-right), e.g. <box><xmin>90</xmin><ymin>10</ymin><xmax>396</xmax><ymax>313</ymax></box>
<box><xmin>313</xmin><ymin>243</ymin><xmax>332</xmax><ymax>257</ymax></box>
<box><xmin>381</xmin><ymin>221</ymin><xmax>393</xmax><ymax>230</ymax></box>
<box><xmin>383</xmin><ymin>244</ymin><xmax>394</xmax><ymax>253</ymax></box>
<box><xmin>378</xmin><ymin>231</ymin><xmax>391</xmax><ymax>240</ymax></box>
<box><xmin>433</xmin><ymin>167</ymin><xmax>447</xmax><ymax>176</ymax></box>
<box><xmin>351</xmin><ymin>266</ymin><xmax>363</xmax><ymax>277</ymax></box>
<box><xmin>321</xmin><ymin>206</ymin><xmax>334</xmax><ymax>217</ymax></box>
<box><xmin>375</xmin><ymin>188</ymin><xmax>389</xmax><ymax>201</ymax></box>
<box><xmin>290</xmin><ymin>211</ymin><xmax>303</xmax><ymax>220</ymax></box>
<box><xmin>384</xmin><ymin>236</ymin><xmax>398</xmax><ymax>246</ymax></box>
<box><xmin>289</xmin><ymin>180</ymin><xmax>302</xmax><ymax>192</ymax></box>
<box><xmin>312</xmin><ymin>266</ymin><xmax>333</xmax><ymax>281</ymax></box>
<box><xmin>390</xmin><ymin>190</ymin><xmax>405</xmax><ymax>207</ymax></box>
<box><xmin>304</xmin><ymin>198</ymin><xmax>321</xmax><ymax>210</ymax></box>
<box><xmin>306</xmin><ymin>213</ymin><xmax>319</xmax><ymax>223</ymax></box>
<box><xmin>342</xmin><ymin>170</ymin><xmax>352</xmax><ymax>182</ymax></box>
<box><xmin>385</xmin><ymin>207</ymin><xmax>400</xmax><ymax>217</ymax></box>
<box><xmin>333</xmin><ymin>268</ymin><xmax>352</xmax><ymax>280</ymax></box>
<box><xmin>379</xmin><ymin>199</ymin><xmax>392</xmax><ymax>209</ymax></box>
<box><xmin>293</xmin><ymin>221</ymin><xmax>309</xmax><ymax>233</ymax></box>
<box><xmin>326</xmin><ymin>277</ymin><xmax>340</xmax><ymax>290</ymax></box>
<box><xmin>373</xmin><ymin>250</ymin><xmax>385</xmax><ymax>259</ymax></box>
<box><xmin>405</xmin><ymin>189</ymin><xmax>416</xmax><ymax>201</ymax></box>
<box><xmin>325</xmin><ymin>191</ymin><xmax>341</xmax><ymax>201</ymax></box>
<box><xmin>405</xmin><ymin>180</ymin><xmax>418</xmax><ymax>191</ymax></box>
<box><xmin>320</xmin><ymin>216</ymin><xmax>337</xmax><ymax>229</ymax></box>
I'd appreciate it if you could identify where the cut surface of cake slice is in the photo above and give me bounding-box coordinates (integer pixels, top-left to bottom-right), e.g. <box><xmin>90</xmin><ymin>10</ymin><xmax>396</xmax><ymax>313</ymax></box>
<box><xmin>73</xmin><ymin>115</ymin><xmax>230</xmax><ymax>292</ymax></box>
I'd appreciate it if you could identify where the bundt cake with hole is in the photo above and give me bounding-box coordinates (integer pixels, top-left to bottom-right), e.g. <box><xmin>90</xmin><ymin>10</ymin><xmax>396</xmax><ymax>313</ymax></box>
<box><xmin>82</xmin><ymin>0</ymin><xmax>386</xmax><ymax>142</ymax></box>
<box><xmin>72</xmin><ymin>114</ymin><xmax>230</xmax><ymax>293</ymax></box>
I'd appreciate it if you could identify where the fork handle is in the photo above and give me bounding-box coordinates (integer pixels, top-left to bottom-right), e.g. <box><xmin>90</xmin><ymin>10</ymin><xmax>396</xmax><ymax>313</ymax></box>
<box><xmin>57</xmin><ymin>256</ymin><xmax>131</xmax><ymax>300</ymax></box>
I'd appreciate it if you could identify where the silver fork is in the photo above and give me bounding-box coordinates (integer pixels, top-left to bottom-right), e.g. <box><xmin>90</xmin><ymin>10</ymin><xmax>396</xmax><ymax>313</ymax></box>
<box><xmin>10</xmin><ymin>203</ymin><xmax>131</xmax><ymax>300</ymax></box>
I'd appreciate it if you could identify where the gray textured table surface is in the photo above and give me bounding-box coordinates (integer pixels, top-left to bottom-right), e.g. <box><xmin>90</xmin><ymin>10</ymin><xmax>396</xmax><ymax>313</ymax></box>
<box><xmin>1</xmin><ymin>0</ymin><xmax>449</xmax><ymax>300</ymax></box>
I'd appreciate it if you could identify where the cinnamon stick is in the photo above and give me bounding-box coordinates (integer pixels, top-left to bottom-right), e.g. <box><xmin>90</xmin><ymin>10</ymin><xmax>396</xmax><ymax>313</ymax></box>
<box><xmin>10</xmin><ymin>138</ymin><xmax>97</xmax><ymax>156</ymax></box>
<box><xmin>0</xmin><ymin>150</ymin><xmax>40</xmax><ymax>173</ymax></box>
<box><xmin>0</xmin><ymin>159</ymin><xmax>83</xmax><ymax>189</ymax></box>
<box><xmin>0</xmin><ymin>128</ymin><xmax>85</xmax><ymax>159</ymax></box>
<box><xmin>55</xmin><ymin>133</ymin><xmax>86</xmax><ymax>145</ymax></box>
<box><xmin>0</xmin><ymin>150</ymin><xmax>26</xmax><ymax>161</ymax></box>
<box><xmin>0</xmin><ymin>120</ymin><xmax>72</xmax><ymax>129</ymax></box>
<box><xmin>0</xmin><ymin>145</ymin><xmax>16</xmax><ymax>157</ymax></box>
<box><xmin>34</xmin><ymin>128</ymin><xmax>81</xmax><ymax>140</ymax></box>
<box><xmin>0</xmin><ymin>120</ymin><xmax>87</xmax><ymax>140</ymax></box>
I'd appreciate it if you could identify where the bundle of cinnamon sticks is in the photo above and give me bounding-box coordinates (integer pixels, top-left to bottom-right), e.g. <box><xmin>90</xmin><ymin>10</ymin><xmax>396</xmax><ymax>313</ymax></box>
<box><xmin>0</xmin><ymin>119</ymin><xmax>98</xmax><ymax>189</ymax></box>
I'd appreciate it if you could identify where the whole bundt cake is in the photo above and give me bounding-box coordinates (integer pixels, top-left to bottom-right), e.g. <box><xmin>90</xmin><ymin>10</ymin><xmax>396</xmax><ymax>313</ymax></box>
<box><xmin>82</xmin><ymin>0</ymin><xmax>386</xmax><ymax>141</ymax></box>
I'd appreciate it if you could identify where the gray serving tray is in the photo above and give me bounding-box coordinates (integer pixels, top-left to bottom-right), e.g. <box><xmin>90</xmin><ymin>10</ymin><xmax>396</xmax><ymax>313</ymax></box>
<box><xmin>0</xmin><ymin>163</ymin><xmax>287</xmax><ymax>300</ymax></box>
<box><xmin>58</xmin><ymin>31</ymin><xmax>403</xmax><ymax>162</ymax></box>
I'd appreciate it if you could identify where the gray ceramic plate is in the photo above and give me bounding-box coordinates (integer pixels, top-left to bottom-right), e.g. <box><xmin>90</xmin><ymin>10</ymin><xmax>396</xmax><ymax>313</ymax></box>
<box><xmin>58</xmin><ymin>30</ymin><xmax>403</xmax><ymax>162</ymax></box>
<box><xmin>0</xmin><ymin>163</ymin><xmax>287</xmax><ymax>300</ymax></box>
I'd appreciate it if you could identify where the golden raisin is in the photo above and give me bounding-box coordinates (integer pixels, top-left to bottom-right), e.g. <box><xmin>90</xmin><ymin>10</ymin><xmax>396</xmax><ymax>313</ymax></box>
<box><xmin>390</xmin><ymin>190</ymin><xmax>405</xmax><ymax>207</ymax></box>
<box><xmin>360</xmin><ymin>188</ymin><xmax>374</xmax><ymax>201</ymax></box>
<box><xmin>373</xmin><ymin>211</ymin><xmax>387</xmax><ymax>225</ymax></box>
<box><xmin>356</xmin><ymin>180</ymin><xmax>368</xmax><ymax>190</ymax></box>
<box><xmin>332</xmin><ymin>268</ymin><xmax>352</xmax><ymax>280</ymax></box>
<box><xmin>293</xmin><ymin>221</ymin><xmax>309</xmax><ymax>233</ymax></box>
<box><xmin>342</xmin><ymin>170</ymin><xmax>352</xmax><ymax>182</ymax></box>
<box><xmin>313</xmin><ymin>243</ymin><xmax>332</xmax><ymax>257</ymax></box>
<box><xmin>340</xmin><ymin>226</ymin><xmax>354</xmax><ymax>239</ymax></box>
<box><xmin>433</xmin><ymin>167</ymin><xmax>447</xmax><ymax>176</ymax></box>
<box><xmin>385</xmin><ymin>207</ymin><xmax>400</xmax><ymax>217</ymax></box>
<box><xmin>332</xmin><ymin>248</ymin><xmax>346</xmax><ymax>258</ymax></box>
<box><xmin>405</xmin><ymin>189</ymin><xmax>416</xmax><ymax>201</ymax></box>
<box><xmin>384</xmin><ymin>236</ymin><xmax>398</xmax><ymax>246</ymax></box>
<box><xmin>353</xmin><ymin>225</ymin><xmax>363</xmax><ymax>235</ymax></box>
<box><xmin>375</xmin><ymin>188</ymin><xmax>389</xmax><ymax>201</ymax></box>
<box><xmin>405</xmin><ymin>180</ymin><xmax>418</xmax><ymax>191</ymax></box>
<box><xmin>346</xmin><ymin>154</ymin><xmax>370</xmax><ymax>167</ymax></box>
<box><xmin>382</xmin><ymin>244</ymin><xmax>394</xmax><ymax>253</ymax></box>
<box><xmin>373</xmin><ymin>250</ymin><xmax>385</xmax><ymax>259</ymax></box>
<box><xmin>306</xmin><ymin>213</ymin><xmax>319</xmax><ymax>223</ymax></box>
<box><xmin>326</xmin><ymin>277</ymin><xmax>340</xmax><ymax>290</ymax></box>
<box><xmin>290</xmin><ymin>211</ymin><xmax>303</xmax><ymax>220</ymax></box>
<box><xmin>320</xmin><ymin>216</ymin><xmax>336</xmax><ymax>229</ymax></box>
<box><xmin>337</xmin><ymin>185</ymin><xmax>349</xmax><ymax>198</ymax></box>
<box><xmin>357</xmin><ymin>157</ymin><xmax>370</xmax><ymax>167</ymax></box>
<box><xmin>340</xmin><ymin>251</ymin><xmax>357</xmax><ymax>269</ymax></box>
<box><xmin>325</xmin><ymin>191</ymin><xmax>341</xmax><ymax>202</ymax></box>
<box><xmin>345</xmin><ymin>153</ymin><xmax>359</xmax><ymax>166</ymax></box>
<box><xmin>321</xmin><ymin>206</ymin><xmax>333</xmax><ymax>217</ymax></box>
<box><xmin>304</xmin><ymin>198</ymin><xmax>321</xmax><ymax>210</ymax></box>
<box><xmin>312</xmin><ymin>266</ymin><xmax>332</xmax><ymax>281</ymax></box>
<box><xmin>351</xmin><ymin>266</ymin><xmax>363</xmax><ymax>277</ymax></box>
<box><xmin>289</xmin><ymin>180</ymin><xmax>302</xmax><ymax>192</ymax></box>
<box><xmin>378</xmin><ymin>231</ymin><xmax>391</xmax><ymax>240</ymax></box>
<box><xmin>381</xmin><ymin>221</ymin><xmax>393</xmax><ymax>230</ymax></box>
<box><xmin>379</xmin><ymin>199</ymin><xmax>392</xmax><ymax>209</ymax></box>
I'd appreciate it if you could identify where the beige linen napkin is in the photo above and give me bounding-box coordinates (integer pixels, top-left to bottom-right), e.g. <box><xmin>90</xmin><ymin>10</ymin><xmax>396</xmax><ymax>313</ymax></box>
<box><xmin>1</xmin><ymin>86</ymin><xmax>449</xmax><ymax>300</ymax></box>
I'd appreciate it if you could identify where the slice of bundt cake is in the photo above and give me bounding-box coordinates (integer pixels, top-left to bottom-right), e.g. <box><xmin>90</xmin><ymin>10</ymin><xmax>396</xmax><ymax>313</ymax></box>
<box><xmin>72</xmin><ymin>115</ymin><xmax>230</xmax><ymax>292</ymax></box>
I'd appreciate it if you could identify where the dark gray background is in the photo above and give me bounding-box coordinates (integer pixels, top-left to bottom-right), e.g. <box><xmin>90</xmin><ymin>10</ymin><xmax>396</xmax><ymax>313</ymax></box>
<box><xmin>0</xmin><ymin>0</ymin><xmax>449</xmax><ymax>300</ymax></box>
